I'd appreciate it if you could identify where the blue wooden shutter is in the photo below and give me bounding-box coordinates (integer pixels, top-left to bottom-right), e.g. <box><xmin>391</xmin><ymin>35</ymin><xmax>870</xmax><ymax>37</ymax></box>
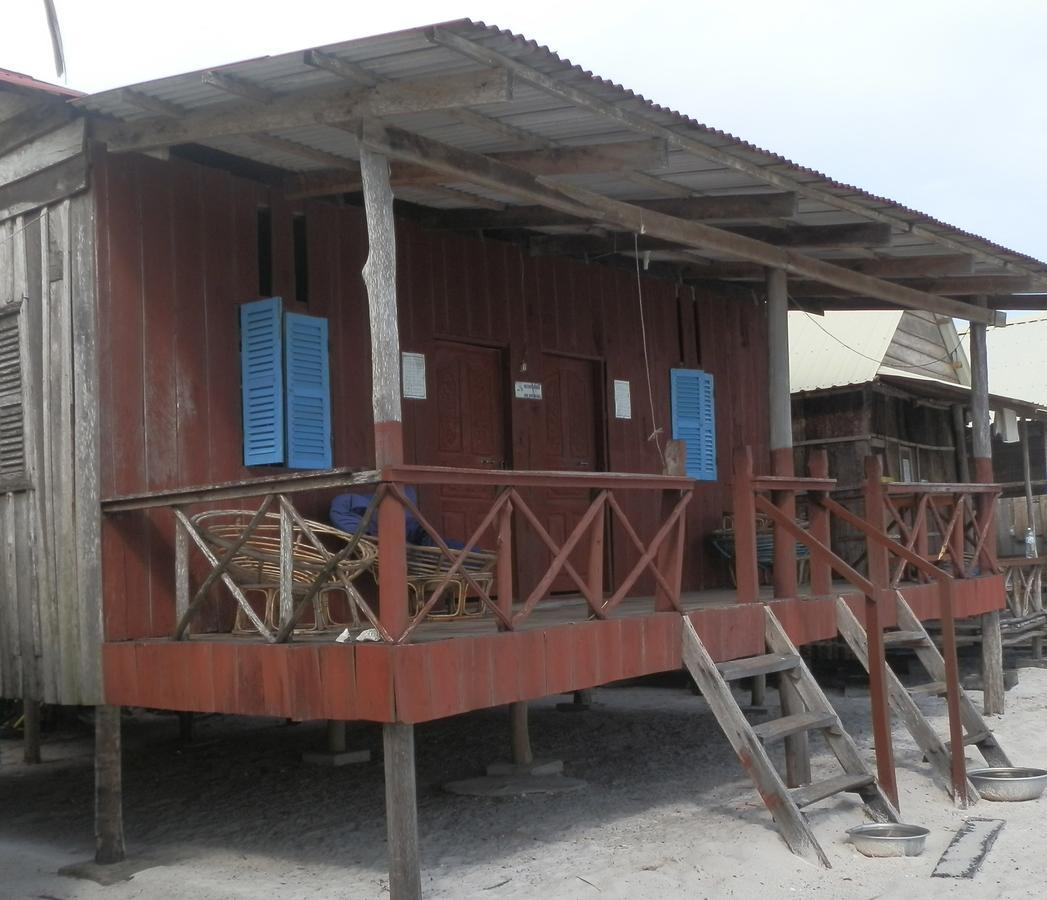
<box><xmin>239</xmin><ymin>297</ymin><xmax>284</xmax><ymax>466</ymax></box>
<box><xmin>670</xmin><ymin>368</ymin><xmax>717</xmax><ymax>481</ymax></box>
<box><xmin>284</xmin><ymin>311</ymin><xmax>332</xmax><ymax>469</ymax></box>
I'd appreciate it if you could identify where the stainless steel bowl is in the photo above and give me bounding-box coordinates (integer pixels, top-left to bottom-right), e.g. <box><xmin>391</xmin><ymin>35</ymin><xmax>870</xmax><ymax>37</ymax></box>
<box><xmin>968</xmin><ymin>767</ymin><xmax>1047</xmax><ymax>802</ymax></box>
<box><xmin>846</xmin><ymin>823</ymin><xmax>929</xmax><ymax>858</ymax></box>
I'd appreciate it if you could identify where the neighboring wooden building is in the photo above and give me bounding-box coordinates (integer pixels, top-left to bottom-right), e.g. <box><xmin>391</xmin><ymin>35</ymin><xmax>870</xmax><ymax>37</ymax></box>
<box><xmin>1</xmin><ymin>21</ymin><xmax>1045</xmax><ymax>892</ymax></box>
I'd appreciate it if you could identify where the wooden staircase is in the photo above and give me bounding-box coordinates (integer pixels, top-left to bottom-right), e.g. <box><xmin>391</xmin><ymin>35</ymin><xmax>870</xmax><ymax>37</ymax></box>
<box><xmin>682</xmin><ymin>607</ymin><xmax>899</xmax><ymax>868</ymax></box>
<box><xmin>835</xmin><ymin>591</ymin><xmax>1011</xmax><ymax>806</ymax></box>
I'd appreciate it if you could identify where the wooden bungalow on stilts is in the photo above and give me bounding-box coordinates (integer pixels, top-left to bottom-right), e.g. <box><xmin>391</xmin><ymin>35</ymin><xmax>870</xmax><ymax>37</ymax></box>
<box><xmin>3</xmin><ymin>21</ymin><xmax>1047</xmax><ymax>894</ymax></box>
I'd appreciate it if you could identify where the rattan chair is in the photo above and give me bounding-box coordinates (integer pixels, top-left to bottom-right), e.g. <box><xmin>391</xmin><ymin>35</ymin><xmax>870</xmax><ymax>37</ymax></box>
<box><xmin>191</xmin><ymin>509</ymin><xmax>377</xmax><ymax>635</ymax></box>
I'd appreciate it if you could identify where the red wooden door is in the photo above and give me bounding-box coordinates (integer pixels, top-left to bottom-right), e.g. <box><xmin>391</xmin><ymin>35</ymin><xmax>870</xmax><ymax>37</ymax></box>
<box><xmin>526</xmin><ymin>354</ymin><xmax>602</xmax><ymax>594</ymax></box>
<box><xmin>422</xmin><ymin>341</ymin><xmax>507</xmax><ymax>546</ymax></box>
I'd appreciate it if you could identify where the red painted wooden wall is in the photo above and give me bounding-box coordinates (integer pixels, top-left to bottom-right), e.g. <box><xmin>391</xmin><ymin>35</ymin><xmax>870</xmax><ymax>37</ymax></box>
<box><xmin>95</xmin><ymin>149</ymin><xmax>770</xmax><ymax>641</ymax></box>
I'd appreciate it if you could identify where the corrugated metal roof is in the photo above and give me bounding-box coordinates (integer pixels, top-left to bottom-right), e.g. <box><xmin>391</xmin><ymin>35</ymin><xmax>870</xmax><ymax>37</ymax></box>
<box><xmin>790</xmin><ymin>309</ymin><xmax>969</xmax><ymax>391</ymax></box>
<box><xmin>0</xmin><ymin>67</ymin><xmax>81</xmax><ymax>98</ymax></box>
<box><xmin>961</xmin><ymin>317</ymin><xmax>1047</xmax><ymax>408</ymax></box>
<box><xmin>69</xmin><ymin>19</ymin><xmax>1047</xmax><ymax>281</ymax></box>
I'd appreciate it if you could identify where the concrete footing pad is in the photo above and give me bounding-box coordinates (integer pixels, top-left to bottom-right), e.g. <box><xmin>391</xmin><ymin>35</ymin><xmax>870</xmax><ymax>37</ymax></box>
<box><xmin>485</xmin><ymin>758</ymin><xmax>564</xmax><ymax>777</ymax></box>
<box><xmin>301</xmin><ymin>749</ymin><xmax>371</xmax><ymax>767</ymax></box>
<box><xmin>59</xmin><ymin>856</ymin><xmax>163</xmax><ymax>886</ymax></box>
<box><xmin>444</xmin><ymin>772</ymin><xmax>586</xmax><ymax>797</ymax></box>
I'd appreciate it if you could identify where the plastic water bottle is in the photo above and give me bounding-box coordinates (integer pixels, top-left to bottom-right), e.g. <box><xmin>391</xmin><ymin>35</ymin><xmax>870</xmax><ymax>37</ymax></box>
<box><xmin>1024</xmin><ymin>527</ymin><xmax>1037</xmax><ymax>559</ymax></box>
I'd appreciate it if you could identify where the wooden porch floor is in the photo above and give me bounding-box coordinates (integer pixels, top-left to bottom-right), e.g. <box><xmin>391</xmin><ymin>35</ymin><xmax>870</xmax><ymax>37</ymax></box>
<box><xmin>101</xmin><ymin>575</ymin><xmax>1006</xmax><ymax>725</ymax></box>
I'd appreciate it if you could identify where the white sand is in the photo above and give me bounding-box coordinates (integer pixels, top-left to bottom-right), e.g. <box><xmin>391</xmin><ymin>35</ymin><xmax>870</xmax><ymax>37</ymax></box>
<box><xmin>1</xmin><ymin>667</ymin><xmax>1045</xmax><ymax>899</ymax></box>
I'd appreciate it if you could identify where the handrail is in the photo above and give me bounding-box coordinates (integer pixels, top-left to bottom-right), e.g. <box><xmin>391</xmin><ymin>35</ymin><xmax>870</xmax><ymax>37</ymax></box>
<box><xmin>885</xmin><ymin>481</ymin><xmax>1002</xmax><ymax>495</ymax></box>
<box><xmin>102</xmin><ymin>467</ymin><xmax>381</xmax><ymax>512</ymax></box>
<box><xmin>380</xmin><ymin>464</ymin><xmax>694</xmax><ymax>492</ymax></box>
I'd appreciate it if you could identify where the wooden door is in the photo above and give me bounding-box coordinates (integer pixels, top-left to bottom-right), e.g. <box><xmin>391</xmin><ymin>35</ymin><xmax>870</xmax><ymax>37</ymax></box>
<box><xmin>422</xmin><ymin>341</ymin><xmax>507</xmax><ymax>546</ymax></box>
<box><xmin>527</xmin><ymin>354</ymin><xmax>602</xmax><ymax>593</ymax></box>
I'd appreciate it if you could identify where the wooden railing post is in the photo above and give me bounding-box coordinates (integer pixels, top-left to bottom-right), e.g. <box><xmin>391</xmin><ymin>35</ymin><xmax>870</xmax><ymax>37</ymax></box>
<box><xmin>732</xmin><ymin>447</ymin><xmax>760</xmax><ymax>602</ymax></box>
<box><xmin>863</xmin><ymin>456</ymin><xmax>898</xmax><ymax>808</ymax></box>
<box><xmin>174</xmin><ymin>504</ymin><xmax>189</xmax><ymax>626</ymax></box>
<box><xmin>278</xmin><ymin>495</ymin><xmax>294</xmax><ymax>627</ymax></box>
<box><xmin>656</xmin><ymin>441</ymin><xmax>686</xmax><ymax>612</ymax></box>
<box><xmin>589</xmin><ymin>497</ymin><xmax>606</xmax><ymax>611</ymax></box>
<box><xmin>496</xmin><ymin>496</ymin><xmax>514</xmax><ymax>626</ymax></box>
<box><xmin>377</xmin><ymin>484</ymin><xmax>409</xmax><ymax>640</ymax></box>
<box><xmin>807</xmin><ymin>450</ymin><xmax>832</xmax><ymax>596</ymax></box>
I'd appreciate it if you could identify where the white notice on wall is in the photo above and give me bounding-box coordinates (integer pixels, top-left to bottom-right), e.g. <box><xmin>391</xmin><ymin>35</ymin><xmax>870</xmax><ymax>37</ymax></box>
<box><xmin>614</xmin><ymin>379</ymin><xmax>632</xmax><ymax>419</ymax></box>
<box><xmin>402</xmin><ymin>352</ymin><xmax>427</xmax><ymax>400</ymax></box>
<box><xmin>515</xmin><ymin>381</ymin><xmax>543</xmax><ymax>400</ymax></box>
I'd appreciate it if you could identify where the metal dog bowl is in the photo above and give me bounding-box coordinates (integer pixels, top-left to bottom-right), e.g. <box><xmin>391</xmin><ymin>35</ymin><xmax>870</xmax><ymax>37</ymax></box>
<box><xmin>968</xmin><ymin>767</ymin><xmax>1047</xmax><ymax>802</ymax></box>
<box><xmin>846</xmin><ymin>823</ymin><xmax>929</xmax><ymax>858</ymax></box>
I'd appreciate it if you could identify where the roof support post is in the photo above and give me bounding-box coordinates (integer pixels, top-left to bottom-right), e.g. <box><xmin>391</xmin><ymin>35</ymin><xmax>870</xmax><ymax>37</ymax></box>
<box><xmin>767</xmin><ymin>268</ymin><xmax>797</xmax><ymax>600</ymax></box>
<box><xmin>360</xmin><ymin>141</ymin><xmax>410</xmax><ymax>643</ymax></box>
<box><xmin>94</xmin><ymin>704</ymin><xmax>125</xmax><ymax>864</ymax></box>
<box><xmin>383</xmin><ymin>722</ymin><xmax>422</xmax><ymax>900</ymax></box>
<box><xmin>970</xmin><ymin>297</ymin><xmax>1005</xmax><ymax>715</ymax></box>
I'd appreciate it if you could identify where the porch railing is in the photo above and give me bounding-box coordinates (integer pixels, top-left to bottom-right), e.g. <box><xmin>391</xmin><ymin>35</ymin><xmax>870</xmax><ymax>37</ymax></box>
<box><xmin>102</xmin><ymin>465</ymin><xmax>693</xmax><ymax>646</ymax></box>
<box><xmin>730</xmin><ymin>447</ymin><xmax>992</xmax><ymax>807</ymax></box>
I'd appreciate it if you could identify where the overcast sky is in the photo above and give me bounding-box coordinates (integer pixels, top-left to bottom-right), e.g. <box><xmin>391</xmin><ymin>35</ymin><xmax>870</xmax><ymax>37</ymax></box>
<box><xmin>3</xmin><ymin>1</ymin><xmax>1045</xmax><ymax>261</ymax></box>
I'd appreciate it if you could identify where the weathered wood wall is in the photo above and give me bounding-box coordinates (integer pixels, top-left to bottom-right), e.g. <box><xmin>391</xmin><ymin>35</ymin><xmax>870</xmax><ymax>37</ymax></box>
<box><xmin>95</xmin><ymin>148</ymin><xmax>770</xmax><ymax>641</ymax></box>
<box><xmin>0</xmin><ymin>195</ymin><xmax>102</xmax><ymax>704</ymax></box>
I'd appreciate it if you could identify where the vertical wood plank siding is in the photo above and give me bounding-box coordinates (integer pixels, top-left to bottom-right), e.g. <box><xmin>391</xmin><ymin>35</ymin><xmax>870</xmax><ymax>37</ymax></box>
<box><xmin>0</xmin><ymin>193</ymin><xmax>102</xmax><ymax>704</ymax></box>
<box><xmin>95</xmin><ymin>149</ymin><xmax>770</xmax><ymax>640</ymax></box>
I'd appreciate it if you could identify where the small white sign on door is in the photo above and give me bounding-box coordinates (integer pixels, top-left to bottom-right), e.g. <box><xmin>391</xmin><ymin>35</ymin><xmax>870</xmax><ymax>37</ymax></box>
<box><xmin>613</xmin><ymin>379</ymin><xmax>632</xmax><ymax>419</ymax></box>
<box><xmin>514</xmin><ymin>381</ymin><xmax>543</xmax><ymax>400</ymax></box>
<box><xmin>402</xmin><ymin>352</ymin><xmax>427</xmax><ymax>400</ymax></box>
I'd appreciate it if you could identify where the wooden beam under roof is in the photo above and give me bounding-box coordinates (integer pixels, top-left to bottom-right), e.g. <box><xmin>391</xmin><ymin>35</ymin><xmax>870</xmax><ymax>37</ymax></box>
<box><xmin>118</xmin><ymin>88</ymin><xmax>183</xmax><ymax>119</ymax></box>
<box><xmin>683</xmin><ymin>253</ymin><xmax>977</xmax><ymax>281</ymax></box>
<box><xmin>786</xmin><ymin>274</ymin><xmax>1033</xmax><ymax>298</ymax></box>
<box><xmin>248</xmin><ymin>133</ymin><xmax>355</xmax><ymax>169</ymax></box>
<box><xmin>302</xmin><ymin>48</ymin><xmax>379</xmax><ymax>86</ymax></box>
<box><xmin>283</xmin><ymin>138</ymin><xmax>668</xmax><ymax>198</ymax></box>
<box><xmin>93</xmin><ymin>68</ymin><xmax>512</xmax><ymax>153</ymax></box>
<box><xmin>419</xmin><ymin>192</ymin><xmax>798</xmax><ymax>230</ymax></box>
<box><xmin>201</xmin><ymin>70</ymin><xmax>275</xmax><ymax>104</ymax></box>
<box><xmin>358</xmin><ymin>120</ymin><xmax>1002</xmax><ymax>325</ymax></box>
<box><xmin>427</xmin><ymin>27</ymin><xmax>1047</xmax><ymax>289</ymax></box>
<box><xmin>529</xmin><ymin>222</ymin><xmax>891</xmax><ymax>259</ymax></box>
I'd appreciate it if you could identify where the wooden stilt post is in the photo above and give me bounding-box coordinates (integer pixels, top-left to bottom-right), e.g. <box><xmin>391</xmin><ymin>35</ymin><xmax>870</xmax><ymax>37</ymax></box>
<box><xmin>178</xmin><ymin>711</ymin><xmax>194</xmax><ymax>745</ymax></box>
<box><xmin>94</xmin><ymin>705</ymin><xmax>125</xmax><ymax>865</ymax></box>
<box><xmin>383</xmin><ymin>723</ymin><xmax>421</xmax><ymax>900</ymax></box>
<box><xmin>510</xmin><ymin>701</ymin><xmax>534</xmax><ymax>767</ymax></box>
<box><xmin>361</xmin><ymin>136</ymin><xmax>421</xmax><ymax>900</ymax></box>
<box><xmin>767</xmin><ymin>268</ymin><xmax>797</xmax><ymax>601</ymax></box>
<box><xmin>359</xmin><ymin>139</ymin><xmax>409</xmax><ymax>640</ymax></box>
<box><xmin>328</xmin><ymin>719</ymin><xmax>348</xmax><ymax>754</ymax></box>
<box><xmin>22</xmin><ymin>698</ymin><xmax>41</xmax><ymax>764</ymax></box>
<box><xmin>779</xmin><ymin>672</ymin><xmax>811</xmax><ymax>787</ymax></box>
<box><xmin>970</xmin><ymin>297</ymin><xmax>1004</xmax><ymax>715</ymax></box>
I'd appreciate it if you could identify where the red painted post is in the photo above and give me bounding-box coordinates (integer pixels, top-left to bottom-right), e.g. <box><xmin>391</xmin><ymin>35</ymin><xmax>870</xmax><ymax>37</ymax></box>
<box><xmin>732</xmin><ymin>447</ymin><xmax>760</xmax><ymax>602</ymax></box>
<box><xmin>656</xmin><ymin>441</ymin><xmax>686</xmax><ymax>611</ymax></box>
<box><xmin>863</xmin><ymin>456</ymin><xmax>898</xmax><ymax>809</ymax></box>
<box><xmin>588</xmin><ymin>495</ymin><xmax>606</xmax><ymax>611</ymax></box>
<box><xmin>496</xmin><ymin>497</ymin><xmax>514</xmax><ymax>626</ymax></box>
<box><xmin>771</xmin><ymin>450</ymin><xmax>798</xmax><ymax>600</ymax></box>
<box><xmin>937</xmin><ymin>576</ymin><xmax>969</xmax><ymax>805</ymax></box>
<box><xmin>807</xmin><ymin>449</ymin><xmax>833</xmax><ymax>596</ymax></box>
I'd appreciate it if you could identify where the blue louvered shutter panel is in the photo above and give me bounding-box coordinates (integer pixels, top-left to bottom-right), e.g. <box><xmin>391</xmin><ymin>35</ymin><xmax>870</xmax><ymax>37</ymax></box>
<box><xmin>284</xmin><ymin>311</ymin><xmax>332</xmax><ymax>469</ymax></box>
<box><xmin>670</xmin><ymin>368</ymin><xmax>717</xmax><ymax>481</ymax></box>
<box><xmin>239</xmin><ymin>297</ymin><xmax>284</xmax><ymax>466</ymax></box>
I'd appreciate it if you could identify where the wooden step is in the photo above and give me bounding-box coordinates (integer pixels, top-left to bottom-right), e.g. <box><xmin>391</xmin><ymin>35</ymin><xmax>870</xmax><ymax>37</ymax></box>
<box><xmin>908</xmin><ymin>680</ymin><xmax>948</xmax><ymax>696</ymax></box>
<box><xmin>752</xmin><ymin>712</ymin><xmax>838</xmax><ymax>744</ymax></box>
<box><xmin>790</xmin><ymin>773</ymin><xmax>875</xmax><ymax>809</ymax></box>
<box><xmin>943</xmin><ymin>730</ymin><xmax>992</xmax><ymax>751</ymax></box>
<box><xmin>717</xmin><ymin>653</ymin><xmax>800</xmax><ymax>681</ymax></box>
<box><xmin>883</xmin><ymin>630</ymin><xmax>931</xmax><ymax>647</ymax></box>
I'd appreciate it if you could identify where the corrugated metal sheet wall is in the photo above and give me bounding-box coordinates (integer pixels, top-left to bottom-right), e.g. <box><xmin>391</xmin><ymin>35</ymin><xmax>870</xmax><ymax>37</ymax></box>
<box><xmin>96</xmin><ymin>149</ymin><xmax>770</xmax><ymax>641</ymax></box>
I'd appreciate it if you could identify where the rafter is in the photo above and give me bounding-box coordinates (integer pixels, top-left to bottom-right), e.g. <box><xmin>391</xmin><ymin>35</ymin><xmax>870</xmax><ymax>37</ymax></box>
<box><xmin>420</xmin><ymin>191</ymin><xmax>797</xmax><ymax>231</ymax></box>
<box><xmin>302</xmin><ymin>48</ymin><xmax>379</xmax><ymax>86</ymax></box>
<box><xmin>283</xmin><ymin>138</ymin><xmax>668</xmax><ymax>199</ymax></box>
<box><xmin>201</xmin><ymin>70</ymin><xmax>274</xmax><ymax>104</ymax></box>
<box><xmin>357</xmin><ymin>120</ymin><xmax>1001</xmax><ymax>324</ymax></box>
<box><xmin>93</xmin><ymin>69</ymin><xmax>512</xmax><ymax>153</ymax></box>
<box><xmin>787</xmin><ymin>274</ymin><xmax>1033</xmax><ymax>298</ymax></box>
<box><xmin>118</xmin><ymin>88</ymin><xmax>183</xmax><ymax>119</ymax></box>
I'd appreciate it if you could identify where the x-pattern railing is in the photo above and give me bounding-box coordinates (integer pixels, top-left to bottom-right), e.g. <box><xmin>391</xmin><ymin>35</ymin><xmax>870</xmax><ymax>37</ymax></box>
<box><xmin>391</xmin><ymin>472</ymin><xmax>692</xmax><ymax>642</ymax></box>
<box><xmin>882</xmin><ymin>483</ymin><xmax>1001</xmax><ymax>585</ymax></box>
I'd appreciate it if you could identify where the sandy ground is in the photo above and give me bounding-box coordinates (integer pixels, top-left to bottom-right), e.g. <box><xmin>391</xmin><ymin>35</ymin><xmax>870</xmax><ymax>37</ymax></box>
<box><xmin>1</xmin><ymin>667</ymin><xmax>1046</xmax><ymax>900</ymax></box>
